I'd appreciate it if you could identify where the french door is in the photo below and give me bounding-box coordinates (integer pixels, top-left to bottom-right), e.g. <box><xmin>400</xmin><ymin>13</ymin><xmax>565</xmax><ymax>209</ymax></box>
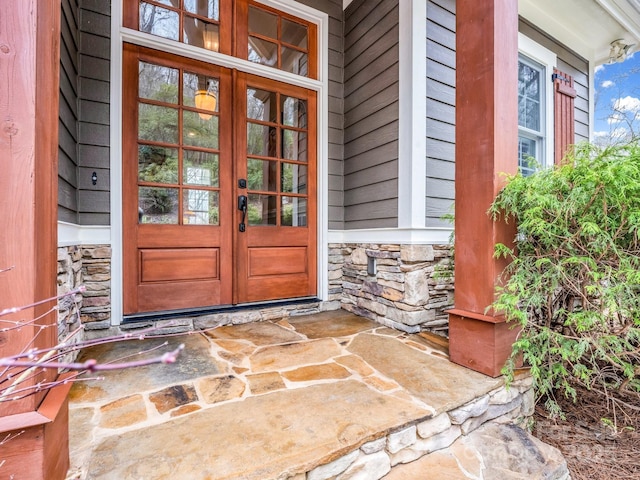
<box><xmin>122</xmin><ymin>44</ymin><xmax>316</xmax><ymax>314</ymax></box>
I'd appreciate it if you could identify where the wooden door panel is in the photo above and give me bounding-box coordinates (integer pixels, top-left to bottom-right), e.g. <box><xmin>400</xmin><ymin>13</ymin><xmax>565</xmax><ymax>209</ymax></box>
<box><xmin>248</xmin><ymin>247</ymin><xmax>307</xmax><ymax>276</ymax></box>
<box><xmin>140</xmin><ymin>248</ymin><xmax>219</xmax><ymax>282</ymax></box>
<box><xmin>138</xmin><ymin>280</ymin><xmax>222</xmax><ymax>312</ymax></box>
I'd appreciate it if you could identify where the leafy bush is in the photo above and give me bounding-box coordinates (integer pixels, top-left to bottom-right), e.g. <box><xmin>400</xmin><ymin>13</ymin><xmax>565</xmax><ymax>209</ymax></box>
<box><xmin>489</xmin><ymin>142</ymin><xmax>640</xmax><ymax>416</ymax></box>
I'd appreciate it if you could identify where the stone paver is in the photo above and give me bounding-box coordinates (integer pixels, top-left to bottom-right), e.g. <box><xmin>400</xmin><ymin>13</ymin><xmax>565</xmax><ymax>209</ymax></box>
<box><xmin>206</xmin><ymin>321</ymin><xmax>304</xmax><ymax>345</ymax></box>
<box><xmin>84</xmin><ymin>381</ymin><xmax>432</xmax><ymax>480</ymax></box>
<box><xmin>347</xmin><ymin>333</ymin><xmax>503</xmax><ymax>413</ymax></box>
<box><xmin>250</xmin><ymin>337</ymin><xmax>343</xmax><ymax>372</ymax></box>
<box><xmin>287</xmin><ymin>311</ymin><xmax>378</xmax><ymax>338</ymax></box>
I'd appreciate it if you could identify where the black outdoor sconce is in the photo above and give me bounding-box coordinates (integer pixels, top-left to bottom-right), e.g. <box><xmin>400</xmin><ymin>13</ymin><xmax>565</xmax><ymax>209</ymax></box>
<box><xmin>92</xmin><ymin>171</ymin><xmax>97</xmax><ymax>185</ymax></box>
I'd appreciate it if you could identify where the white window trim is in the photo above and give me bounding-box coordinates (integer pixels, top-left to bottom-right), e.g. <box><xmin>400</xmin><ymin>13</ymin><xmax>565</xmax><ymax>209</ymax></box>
<box><xmin>518</xmin><ymin>33</ymin><xmax>557</xmax><ymax>169</ymax></box>
<box><xmin>109</xmin><ymin>0</ymin><xmax>329</xmax><ymax>324</ymax></box>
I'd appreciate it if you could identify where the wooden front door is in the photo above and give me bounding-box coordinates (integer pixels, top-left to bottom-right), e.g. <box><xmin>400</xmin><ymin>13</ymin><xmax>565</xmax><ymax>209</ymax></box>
<box><xmin>122</xmin><ymin>45</ymin><xmax>316</xmax><ymax>315</ymax></box>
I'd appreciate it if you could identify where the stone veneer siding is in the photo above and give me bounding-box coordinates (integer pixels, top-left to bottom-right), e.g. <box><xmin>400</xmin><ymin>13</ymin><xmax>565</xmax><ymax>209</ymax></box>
<box><xmin>329</xmin><ymin>243</ymin><xmax>454</xmax><ymax>335</ymax></box>
<box><xmin>57</xmin><ymin>244</ymin><xmax>112</xmax><ymax>340</ymax></box>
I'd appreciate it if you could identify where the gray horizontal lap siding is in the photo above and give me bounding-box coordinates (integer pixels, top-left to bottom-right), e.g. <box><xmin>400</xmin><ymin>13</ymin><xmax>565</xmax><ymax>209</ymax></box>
<box><xmin>423</xmin><ymin>7</ymin><xmax>591</xmax><ymax>228</ymax></box>
<box><xmin>344</xmin><ymin>0</ymin><xmax>400</xmax><ymax>229</ymax></box>
<box><xmin>59</xmin><ymin>0</ymin><xmax>80</xmax><ymax>223</ymax></box>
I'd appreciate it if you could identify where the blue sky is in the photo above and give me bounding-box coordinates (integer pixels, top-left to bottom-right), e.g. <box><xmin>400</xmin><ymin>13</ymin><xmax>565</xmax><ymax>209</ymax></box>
<box><xmin>594</xmin><ymin>52</ymin><xmax>640</xmax><ymax>143</ymax></box>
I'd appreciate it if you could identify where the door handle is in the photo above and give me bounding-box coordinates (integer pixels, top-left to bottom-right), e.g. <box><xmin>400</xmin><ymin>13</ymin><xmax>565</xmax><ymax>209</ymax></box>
<box><xmin>238</xmin><ymin>195</ymin><xmax>247</xmax><ymax>232</ymax></box>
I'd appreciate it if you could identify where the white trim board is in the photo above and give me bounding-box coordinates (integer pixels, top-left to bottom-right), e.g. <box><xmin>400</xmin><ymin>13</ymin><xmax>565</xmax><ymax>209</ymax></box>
<box><xmin>58</xmin><ymin>222</ymin><xmax>111</xmax><ymax>247</ymax></box>
<box><xmin>328</xmin><ymin>228</ymin><xmax>453</xmax><ymax>246</ymax></box>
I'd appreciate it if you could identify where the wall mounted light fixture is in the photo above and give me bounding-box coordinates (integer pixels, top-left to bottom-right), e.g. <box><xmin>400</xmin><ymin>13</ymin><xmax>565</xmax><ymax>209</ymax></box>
<box><xmin>194</xmin><ymin>80</ymin><xmax>217</xmax><ymax>120</ymax></box>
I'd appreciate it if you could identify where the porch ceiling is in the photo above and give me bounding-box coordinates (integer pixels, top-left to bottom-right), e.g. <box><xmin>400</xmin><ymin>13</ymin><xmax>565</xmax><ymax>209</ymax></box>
<box><xmin>520</xmin><ymin>0</ymin><xmax>640</xmax><ymax>63</ymax></box>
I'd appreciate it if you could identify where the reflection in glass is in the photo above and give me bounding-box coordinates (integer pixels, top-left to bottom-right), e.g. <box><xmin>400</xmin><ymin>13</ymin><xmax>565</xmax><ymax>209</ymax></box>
<box><xmin>183</xmin><ymin>189</ymin><xmax>219</xmax><ymax>225</ymax></box>
<box><xmin>184</xmin><ymin>151</ymin><xmax>219</xmax><ymax>186</ymax></box>
<box><xmin>184</xmin><ymin>18</ymin><xmax>219</xmax><ymax>52</ymax></box>
<box><xmin>248</xmin><ymin>194</ymin><xmax>277</xmax><ymax>225</ymax></box>
<box><xmin>281</xmin><ymin>48</ymin><xmax>307</xmax><ymax>76</ymax></box>
<box><xmin>138</xmin><ymin>104</ymin><xmax>179</xmax><ymax>144</ymax></box>
<box><xmin>282</xmin><ymin>18</ymin><xmax>308</xmax><ymax>49</ymax></box>
<box><xmin>139</xmin><ymin>2</ymin><xmax>179</xmax><ymax>41</ymax></box>
<box><xmin>183</xmin><ymin>111</ymin><xmax>219</xmax><ymax>149</ymax></box>
<box><xmin>139</xmin><ymin>62</ymin><xmax>179</xmax><ymax>103</ymax></box>
<box><xmin>248</xmin><ymin>37</ymin><xmax>278</xmax><ymax>67</ymax></box>
<box><xmin>281</xmin><ymin>96</ymin><xmax>307</xmax><ymax>127</ymax></box>
<box><xmin>184</xmin><ymin>0</ymin><xmax>220</xmax><ymax>20</ymax></box>
<box><xmin>282</xmin><ymin>129</ymin><xmax>307</xmax><ymax>161</ymax></box>
<box><xmin>518</xmin><ymin>136</ymin><xmax>537</xmax><ymax>177</ymax></box>
<box><xmin>247</xmin><ymin>89</ymin><xmax>277</xmax><ymax>122</ymax></box>
<box><xmin>281</xmin><ymin>196</ymin><xmax>307</xmax><ymax>227</ymax></box>
<box><xmin>518</xmin><ymin>61</ymin><xmax>541</xmax><ymax>131</ymax></box>
<box><xmin>247</xmin><ymin>158</ymin><xmax>277</xmax><ymax>191</ymax></box>
<box><xmin>248</xmin><ymin>6</ymin><xmax>277</xmax><ymax>38</ymax></box>
<box><xmin>184</xmin><ymin>73</ymin><xmax>218</xmax><ymax>118</ymax></box>
<box><xmin>247</xmin><ymin>123</ymin><xmax>277</xmax><ymax>157</ymax></box>
<box><xmin>281</xmin><ymin>163</ymin><xmax>307</xmax><ymax>193</ymax></box>
<box><xmin>138</xmin><ymin>145</ymin><xmax>178</xmax><ymax>184</ymax></box>
<box><xmin>139</xmin><ymin>187</ymin><xmax>179</xmax><ymax>224</ymax></box>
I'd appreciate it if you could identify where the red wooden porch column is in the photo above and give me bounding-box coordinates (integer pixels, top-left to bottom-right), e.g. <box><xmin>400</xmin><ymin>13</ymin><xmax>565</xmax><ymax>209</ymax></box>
<box><xmin>0</xmin><ymin>1</ymin><xmax>70</xmax><ymax>478</ymax></box>
<box><xmin>447</xmin><ymin>0</ymin><xmax>519</xmax><ymax>377</ymax></box>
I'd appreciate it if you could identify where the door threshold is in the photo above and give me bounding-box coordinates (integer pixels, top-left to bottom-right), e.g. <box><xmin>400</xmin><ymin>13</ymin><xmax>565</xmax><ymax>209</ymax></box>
<box><xmin>122</xmin><ymin>297</ymin><xmax>321</xmax><ymax>324</ymax></box>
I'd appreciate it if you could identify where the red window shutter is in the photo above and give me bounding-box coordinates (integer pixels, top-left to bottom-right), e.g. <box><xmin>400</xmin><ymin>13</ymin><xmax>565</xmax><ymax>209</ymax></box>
<box><xmin>553</xmin><ymin>68</ymin><xmax>577</xmax><ymax>165</ymax></box>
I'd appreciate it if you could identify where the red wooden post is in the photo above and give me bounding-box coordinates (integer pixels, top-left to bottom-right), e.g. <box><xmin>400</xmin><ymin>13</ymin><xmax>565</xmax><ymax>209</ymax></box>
<box><xmin>447</xmin><ymin>0</ymin><xmax>520</xmax><ymax>377</ymax></box>
<box><xmin>0</xmin><ymin>1</ymin><xmax>70</xmax><ymax>478</ymax></box>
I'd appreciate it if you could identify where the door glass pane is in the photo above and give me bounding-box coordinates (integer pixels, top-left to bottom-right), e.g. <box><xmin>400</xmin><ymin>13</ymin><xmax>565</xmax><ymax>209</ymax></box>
<box><xmin>184</xmin><ymin>150</ymin><xmax>219</xmax><ymax>186</ymax></box>
<box><xmin>281</xmin><ymin>97</ymin><xmax>307</xmax><ymax>127</ymax></box>
<box><xmin>281</xmin><ymin>197</ymin><xmax>306</xmax><ymax>227</ymax></box>
<box><xmin>247</xmin><ymin>123</ymin><xmax>277</xmax><ymax>157</ymax></box>
<box><xmin>281</xmin><ymin>163</ymin><xmax>307</xmax><ymax>193</ymax></box>
<box><xmin>247</xmin><ymin>89</ymin><xmax>277</xmax><ymax>122</ymax></box>
<box><xmin>184</xmin><ymin>18</ymin><xmax>220</xmax><ymax>51</ymax></box>
<box><xmin>139</xmin><ymin>104</ymin><xmax>179</xmax><ymax>144</ymax></box>
<box><xmin>183</xmin><ymin>111</ymin><xmax>218</xmax><ymax>149</ymax></box>
<box><xmin>139</xmin><ymin>62</ymin><xmax>179</xmax><ymax>103</ymax></box>
<box><xmin>183</xmin><ymin>189</ymin><xmax>219</xmax><ymax>225</ymax></box>
<box><xmin>184</xmin><ymin>74</ymin><xmax>218</xmax><ymax>113</ymax></box>
<box><xmin>282</xmin><ymin>130</ymin><xmax>307</xmax><ymax>161</ymax></box>
<box><xmin>138</xmin><ymin>145</ymin><xmax>179</xmax><ymax>184</ymax></box>
<box><xmin>282</xmin><ymin>19</ymin><xmax>308</xmax><ymax>49</ymax></box>
<box><xmin>247</xmin><ymin>158</ymin><xmax>277</xmax><ymax>191</ymax></box>
<box><xmin>139</xmin><ymin>3</ymin><xmax>179</xmax><ymax>41</ymax></box>
<box><xmin>248</xmin><ymin>37</ymin><xmax>278</xmax><ymax>67</ymax></box>
<box><xmin>139</xmin><ymin>187</ymin><xmax>179</xmax><ymax>224</ymax></box>
<box><xmin>184</xmin><ymin>0</ymin><xmax>219</xmax><ymax>20</ymax></box>
<box><xmin>248</xmin><ymin>6</ymin><xmax>277</xmax><ymax>38</ymax></box>
<box><xmin>281</xmin><ymin>48</ymin><xmax>307</xmax><ymax>76</ymax></box>
<box><xmin>248</xmin><ymin>194</ymin><xmax>277</xmax><ymax>225</ymax></box>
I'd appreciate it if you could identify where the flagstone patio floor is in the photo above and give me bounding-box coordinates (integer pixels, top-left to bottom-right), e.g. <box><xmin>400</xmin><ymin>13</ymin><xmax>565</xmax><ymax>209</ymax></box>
<box><xmin>66</xmin><ymin>310</ymin><xmax>568</xmax><ymax>479</ymax></box>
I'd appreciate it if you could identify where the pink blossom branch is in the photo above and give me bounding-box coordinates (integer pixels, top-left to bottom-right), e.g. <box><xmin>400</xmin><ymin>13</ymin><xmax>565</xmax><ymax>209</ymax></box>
<box><xmin>0</xmin><ymin>286</ymin><xmax>85</xmax><ymax>318</ymax></box>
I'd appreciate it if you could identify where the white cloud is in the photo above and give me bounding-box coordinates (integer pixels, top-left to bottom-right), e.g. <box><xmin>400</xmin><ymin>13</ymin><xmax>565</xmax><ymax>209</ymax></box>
<box><xmin>607</xmin><ymin>112</ymin><xmax>624</xmax><ymax>124</ymax></box>
<box><xmin>595</xmin><ymin>64</ymin><xmax>605</xmax><ymax>74</ymax></box>
<box><xmin>613</xmin><ymin>95</ymin><xmax>640</xmax><ymax>113</ymax></box>
<box><xmin>601</xmin><ymin>80</ymin><xmax>615</xmax><ymax>88</ymax></box>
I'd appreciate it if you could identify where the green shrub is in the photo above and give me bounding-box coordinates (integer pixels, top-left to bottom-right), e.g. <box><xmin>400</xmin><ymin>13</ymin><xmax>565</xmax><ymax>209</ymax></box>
<box><xmin>489</xmin><ymin>142</ymin><xmax>640</xmax><ymax>416</ymax></box>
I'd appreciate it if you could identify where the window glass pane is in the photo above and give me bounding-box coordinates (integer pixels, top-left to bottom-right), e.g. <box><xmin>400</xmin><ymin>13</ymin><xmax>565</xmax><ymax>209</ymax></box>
<box><xmin>139</xmin><ymin>104</ymin><xmax>179</xmax><ymax>144</ymax></box>
<box><xmin>139</xmin><ymin>62</ymin><xmax>179</xmax><ymax>103</ymax></box>
<box><xmin>138</xmin><ymin>145</ymin><xmax>179</xmax><ymax>184</ymax></box>
<box><xmin>281</xmin><ymin>48</ymin><xmax>307</xmax><ymax>76</ymax></box>
<box><xmin>183</xmin><ymin>189</ymin><xmax>219</xmax><ymax>225</ymax></box>
<box><xmin>282</xmin><ymin>129</ymin><xmax>307</xmax><ymax>161</ymax></box>
<box><xmin>184</xmin><ymin>17</ymin><xmax>219</xmax><ymax>51</ymax></box>
<box><xmin>248</xmin><ymin>6</ymin><xmax>277</xmax><ymax>38</ymax></box>
<box><xmin>247</xmin><ymin>123</ymin><xmax>277</xmax><ymax>157</ymax></box>
<box><xmin>518</xmin><ymin>136</ymin><xmax>537</xmax><ymax>176</ymax></box>
<box><xmin>247</xmin><ymin>158</ymin><xmax>277</xmax><ymax>191</ymax></box>
<box><xmin>248</xmin><ymin>194</ymin><xmax>277</xmax><ymax>225</ymax></box>
<box><xmin>518</xmin><ymin>60</ymin><xmax>542</xmax><ymax>132</ymax></box>
<box><xmin>247</xmin><ymin>89</ymin><xmax>277</xmax><ymax>122</ymax></box>
<box><xmin>139</xmin><ymin>3</ymin><xmax>179</xmax><ymax>41</ymax></box>
<box><xmin>281</xmin><ymin>163</ymin><xmax>307</xmax><ymax>193</ymax></box>
<box><xmin>282</xmin><ymin>18</ymin><xmax>308</xmax><ymax>49</ymax></box>
<box><xmin>184</xmin><ymin>150</ymin><xmax>219</xmax><ymax>186</ymax></box>
<box><xmin>184</xmin><ymin>73</ymin><xmax>219</xmax><ymax>114</ymax></box>
<box><xmin>183</xmin><ymin>111</ymin><xmax>219</xmax><ymax>149</ymax></box>
<box><xmin>281</xmin><ymin>97</ymin><xmax>307</xmax><ymax>128</ymax></box>
<box><xmin>139</xmin><ymin>187</ymin><xmax>178</xmax><ymax>224</ymax></box>
<box><xmin>281</xmin><ymin>196</ymin><xmax>306</xmax><ymax>227</ymax></box>
<box><xmin>184</xmin><ymin>0</ymin><xmax>219</xmax><ymax>20</ymax></box>
<box><xmin>248</xmin><ymin>37</ymin><xmax>278</xmax><ymax>67</ymax></box>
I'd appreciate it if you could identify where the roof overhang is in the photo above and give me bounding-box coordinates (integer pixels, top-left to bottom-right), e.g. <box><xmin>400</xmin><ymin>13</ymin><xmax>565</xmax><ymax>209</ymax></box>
<box><xmin>519</xmin><ymin>0</ymin><xmax>640</xmax><ymax>63</ymax></box>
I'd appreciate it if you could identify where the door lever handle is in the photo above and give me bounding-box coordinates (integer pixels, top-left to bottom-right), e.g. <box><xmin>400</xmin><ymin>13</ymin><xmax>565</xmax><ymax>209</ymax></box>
<box><xmin>238</xmin><ymin>195</ymin><xmax>247</xmax><ymax>232</ymax></box>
